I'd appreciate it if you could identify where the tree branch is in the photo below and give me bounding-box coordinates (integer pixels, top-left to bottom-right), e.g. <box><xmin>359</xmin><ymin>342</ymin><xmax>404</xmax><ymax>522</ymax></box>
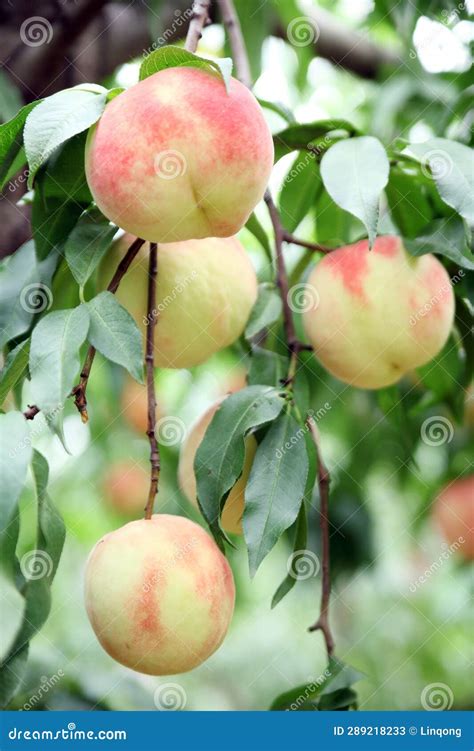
<box><xmin>71</xmin><ymin>236</ymin><xmax>145</xmax><ymax>422</ymax></box>
<box><xmin>144</xmin><ymin>243</ymin><xmax>160</xmax><ymax>520</ymax></box>
<box><xmin>217</xmin><ymin>0</ymin><xmax>251</xmax><ymax>87</ymax></box>
<box><xmin>306</xmin><ymin>415</ymin><xmax>335</xmax><ymax>657</ymax></box>
<box><xmin>283</xmin><ymin>232</ymin><xmax>332</xmax><ymax>254</ymax></box>
<box><xmin>185</xmin><ymin>0</ymin><xmax>211</xmax><ymax>52</ymax></box>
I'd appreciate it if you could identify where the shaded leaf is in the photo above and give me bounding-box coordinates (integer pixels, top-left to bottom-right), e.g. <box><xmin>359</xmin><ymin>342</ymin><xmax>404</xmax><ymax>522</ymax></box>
<box><xmin>271</xmin><ymin>502</ymin><xmax>307</xmax><ymax>608</ymax></box>
<box><xmin>0</xmin><ymin>412</ymin><xmax>32</xmax><ymax>531</ymax></box>
<box><xmin>0</xmin><ymin>340</ymin><xmax>30</xmax><ymax>408</ymax></box>
<box><xmin>65</xmin><ymin>208</ymin><xmax>117</xmax><ymax>286</ymax></box>
<box><xmin>245</xmin><ymin>212</ymin><xmax>272</xmax><ymax>260</ymax></box>
<box><xmin>139</xmin><ymin>46</ymin><xmax>232</xmax><ymax>92</ymax></box>
<box><xmin>246</xmin><ymin>284</ymin><xmax>282</xmax><ymax>339</ymax></box>
<box><xmin>404</xmin><ymin>217</ymin><xmax>474</xmax><ymax>270</ymax></box>
<box><xmin>0</xmin><ymin>101</ymin><xmax>40</xmax><ymax>190</ymax></box>
<box><xmin>279</xmin><ymin>151</ymin><xmax>322</xmax><ymax>232</ymax></box>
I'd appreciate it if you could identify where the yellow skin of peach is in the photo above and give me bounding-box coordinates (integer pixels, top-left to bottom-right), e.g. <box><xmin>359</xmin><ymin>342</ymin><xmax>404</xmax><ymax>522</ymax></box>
<box><xmin>102</xmin><ymin>461</ymin><xmax>150</xmax><ymax>516</ymax></box>
<box><xmin>85</xmin><ymin>67</ymin><xmax>274</xmax><ymax>242</ymax></box>
<box><xmin>101</xmin><ymin>235</ymin><xmax>258</xmax><ymax>369</ymax></box>
<box><xmin>303</xmin><ymin>236</ymin><xmax>455</xmax><ymax>389</ymax></box>
<box><xmin>433</xmin><ymin>475</ymin><xmax>474</xmax><ymax>560</ymax></box>
<box><xmin>84</xmin><ymin>515</ymin><xmax>235</xmax><ymax>675</ymax></box>
<box><xmin>178</xmin><ymin>399</ymin><xmax>256</xmax><ymax>535</ymax></box>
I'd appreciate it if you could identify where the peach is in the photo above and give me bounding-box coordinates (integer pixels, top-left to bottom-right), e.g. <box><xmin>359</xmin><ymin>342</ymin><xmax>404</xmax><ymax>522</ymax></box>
<box><xmin>433</xmin><ymin>475</ymin><xmax>474</xmax><ymax>560</ymax></box>
<box><xmin>101</xmin><ymin>234</ymin><xmax>258</xmax><ymax>369</ymax></box>
<box><xmin>121</xmin><ymin>377</ymin><xmax>156</xmax><ymax>435</ymax></box>
<box><xmin>85</xmin><ymin>67</ymin><xmax>274</xmax><ymax>242</ymax></box>
<box><xmin>84</xmin><ymin>515</ymin><xmax>235</xmax><ymax>675</ymax></box>
<box><xmin>102</xmin><ymin>461</ymin><xmax>149</xmax><ymax>516</ymax></box>
<box><xmin>178</xmin><ymin>398</ymin><xmax>256</xmax><ymax>535</ymax></box>
<box><xmin>303</xmin><ymin>236</ymin><xmax>455</xmax><ymax>389</ymax></box>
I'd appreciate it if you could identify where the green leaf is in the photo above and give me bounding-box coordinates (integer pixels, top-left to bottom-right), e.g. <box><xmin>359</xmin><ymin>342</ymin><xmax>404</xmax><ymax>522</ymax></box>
<box><xmin>65</xmin><ymin>208</ymin><xmax>117</xmax><ymax>286</ymax></box>
<box><xmin>273</xmin><ymin>120</ymin><xmax>357</xmax><ymax>162</ymax></box>
<box><xmin>321</xmin><ymin>137</ymin><xmax>390</xmax><ymax>248</ymax></box>
<box><xmin>455</xmin><ymin>296</ymin><xmax>474</xmax><ymax>390</ymax></box>
<box><xmin>245</xmin><ymin>212</ymin><xmax>272</xmax><ymax>260</ymax></box>
<box><xmin>86</xmin><ymin>292</ymin><xmax>144</xmax><ymax>383</ymax></box>
<box><xmin>405</xmin><ymin>138</ymin><xmax>474</xmax><ymax>232</ymax></box>
<box><xmin>271</xmin><ymin>502</ymin><xmax>307</xmax><ymax>608</ymax></box>
<box><xmin>29</xmin><ymin>306</ymin><xmax>90</xmax><ymax>429</ymax></box>
<box><xmin>0</xmin><ymin>101</ymin><xmax>40</xmax><ymax>190</ymax></box>
<box><xmin>258</xmin><ymin>98</ymin><xmax>296</xmax><ymax>124</ymax></box>
<box><xmin>0</xmin><ymin>644</ymin><xmax>29</xmax><ymax>709</ymax></box>
<box><xmin>404</xmin><ymin>217</ymin><xmax>474</xmax><ymax>270</ymax></box>
<box><xmin>24</xmin><ymin>88</ymin><xmax>107</xmax><ymax>187</ymax></box>
<box><xmin>139</xmin><ymin>46</ymin><xmax>232</xmax><ymax>92</ymax></box>
<box><xmin>31</xmin><ymin>451</ymin><xmax>65</xmax><ymax>581</ymax></box>
<box><xmin>0</xmin><ymin>242</ymin><xmax>41</xmax><ymax>348</ymax></box>
<box><xmin>279</xmin><ymin>150</ymin><xmax>322</xmax><ymax>232</ymax></box>
<box><xmin>386</xmin><ymin>169</ymin><xmax>433</xmax><ymax>238</ymax></box>
<box><xmin>318</xmin><ymin>687</ymin><xmax>358</xmax><ymax>710</ymax></box>
<box><xmin>38</xmin><ymin>132</ymin><xmax>92</xmax><ymax>204</ymax></box>
<box><xmin>269</xmin><ymin>657</ymin><xmax>364</xmax><ymax>710</ymax></box>
<box><xmin>0</xmin><ymin>340</ymin><xmax>30</xmax><ymax>408</ymax></box>
<box><xmin>416</xmin><ymin>336</ymin><xmax>463</xmax><ymax>400</ymax></box>
<box><xmin>248</xmin><ymin>347</ymin><xmax>289</xmax><ymax>387</ymax></box>
<box><xmin>0</xmin><ymin>412</ymin><xmax>32</xmax><ymax>531</ymax></box>
<box><xmin>245</xmin><ymin>284</ymin><xmax>282</xmax><ymax>340</ymax></box>
<box><xmin>195</xmin><ymin>386</ymin><xmax>285</xmax><ymax>545</ymax></box>
<box><xmin>244</xmin><ymin>411</ymin><xmax>309</xmax><ymax>575</ymax></box>
<box><xmin>0</xmin><ymin>571</ymin><xmax>26</xmax><ymax>662</ymax></box>
<box><xmin>31</xmin><ymin>192</ymin><xmax>86</xmax><ymax>260</ymax></box>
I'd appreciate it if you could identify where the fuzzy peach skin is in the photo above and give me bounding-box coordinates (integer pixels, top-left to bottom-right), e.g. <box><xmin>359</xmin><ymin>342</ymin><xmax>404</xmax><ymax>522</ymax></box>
<box><xmin>433</xmin><ymin>475</ymin><xmax>474</xmax><ymax>560</ymax></box>
<box><xmin>303</xmin><ymin>236</ymin><xmax>455</xmax><ymax>389</ymax></box>
<box><xmin>85</xmin><ymin>67</ymin><xmax>274</xmax><ymax>242</ymax></box>
<box><xmin>84</xmin><ymin>515</ymin><xmax>235</xmax><ymax>675</ymax></box>
<box><xmin>178</xmin><ymin>398</ymin><xmax>256</xmax><ymax>535</ymax></box>
<box><xmin>102</xmin><ymin>461</ymin><xmax>150</xmax><ymax>516</ymax></box>
<box><xmin>101</xmin><ymin>234</ymin><xmax>258</xmax><ymax>368</ymax></box>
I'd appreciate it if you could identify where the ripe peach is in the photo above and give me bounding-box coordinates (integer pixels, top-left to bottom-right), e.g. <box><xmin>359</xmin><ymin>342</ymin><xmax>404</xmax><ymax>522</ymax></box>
<box><xmin>85</xmin><ymin>67</ymin><xmax>273</xmax><ymax>242</ymax></box>
<box><xmin>303</xmin><ymin>236</ymin><xmax>455</xmax><ymax>389</ymax></box>
<box><xmin>178</xmin><ymin>398</ymin><xmax>256</xmax><ymax>535</ymax></box>
<box><xmin>433</xmin><ymin>475</ymin><xmax>474</xmax><ymax>560</ymax></box>
<box><xmin>84</xmin><ymin>515</ymin><xmax>235</xmax><ymax>675</ymax></box>
<box><xmin>102</xmin><ymin>461</ymin><xmax>149</xmax><ymax>516</ymax></box>
<box><xmin>101</xmin><ymin>235</ymin><xmax>258</xmax><ymax>369</ymax></box>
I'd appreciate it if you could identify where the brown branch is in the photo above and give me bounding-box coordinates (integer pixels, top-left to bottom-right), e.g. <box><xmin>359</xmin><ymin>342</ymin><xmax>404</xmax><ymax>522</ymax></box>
<box><xmin>217</xmin><ymin>0</ymin><xmax>251</xmax><ymax>87</ymax></box>
<box><xmin>283</xmin><ymin>232</ymin><xmax>332</xmax><ymax>254</ymax></box>
<box><xmin>306</xmin><ymin>415</ymin><xmax>335</xmax><ymax>657</ymax></box>
<box><xmin>71</xmin><ymin>236</ymin><xmax>145</xmax><ymax>422</ymax></box>
<box><xmin>184</xmin><ymin>0</ymin><xmax>211</xmax><ymax>52</ymax></box>
<box><xmin>24</xmin><ymin>405</ymin><xmax>40</xmax><ymax>420</ymax></box>
<box><xmin>144</xmin><ymin>243</ymin><xmax>160</xmax><ymax>520</ymax></box>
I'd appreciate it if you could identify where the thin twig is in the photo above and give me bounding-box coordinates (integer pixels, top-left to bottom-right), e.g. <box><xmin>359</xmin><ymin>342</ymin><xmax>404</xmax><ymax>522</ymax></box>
<box><xmin>306</xmin><ymin>415</ymin><xmax>335</xmax><ymax>657</ymax></box>
<box><xmin>217</xmin><ymin>0</ymin><xmax>252</xmax><ymax>87</ymax></box>
<box><xmin>71</xmin><ymin>236</ymin><xmax>145</xmax><ymax>422</ymax></box>
<box><xmin>24</xmin><ymin>405</ymin><xmax>40</xmax><ymax>421</ymax></box>
<box><xmin>185</xmin><ymin>0</ymin><xmax>212</xmax><ymax>52</ymax></box>
<box><xmin>283</xmin><ymin>232</ymin><xmax>332</xmax><ymax>254</ymax></box>
<box><xmin>144</xmin><ymin>243</ymin><xmax>160</xmax><ymax>520</ymax></box>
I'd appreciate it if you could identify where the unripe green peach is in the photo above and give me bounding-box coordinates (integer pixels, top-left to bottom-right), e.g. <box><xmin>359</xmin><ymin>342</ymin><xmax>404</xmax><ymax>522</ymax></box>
<box><xmin>433</xmin><ymin>475</ymin><xmax>474</xmax><ymax>560</ymax></box>
<box><xmin>84</xmin><ymin>515</ymin><xmax>235</xmax><ymax>675</ymax></box>
<box><xmin>178</xmin><ymin>398</ymin><xmax>256</xmax><ymax>535</ymax></box>
<box><xmin>102</xmin><ymin>461</ymin><xmax>149</xmax><ymax>516</ymax></box>
<box><xmin>101</xmin><ymin>234</ymin><xmax>258</xmax><ymax>369</ymax></box>
<box><xmin>303</xmin><ymin>236</ymin><xmax>455</xmax><ymax>389</ymax></box>
<box><xmin>85</xmin><ymin>67</ymin><xmax>273</xmax><ymax>242</ymax></box>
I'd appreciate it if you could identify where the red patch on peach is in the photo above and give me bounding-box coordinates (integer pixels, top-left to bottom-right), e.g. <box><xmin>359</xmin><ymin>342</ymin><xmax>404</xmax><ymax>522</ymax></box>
<box><xmin>324</xmin><ymin>240</ymin><xmax>369</xmax><ymax>299</ymax></box>
<box><xmin>373</xmin><ymin>236</ymin><xmax>400</xmax><ymax>257</ymax></box>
